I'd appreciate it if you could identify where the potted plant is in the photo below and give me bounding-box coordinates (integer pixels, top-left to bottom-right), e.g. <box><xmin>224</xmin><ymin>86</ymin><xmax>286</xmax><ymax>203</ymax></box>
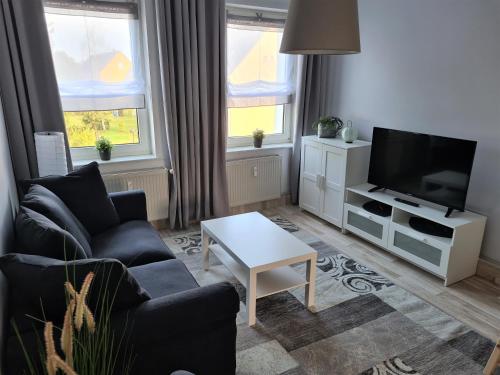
<box><xmin>252</xmin><ymin>129</ymin><xmax>265</xmax><ymax>148</ymax></box>
<box><xmin>16</xmin><ymin>271</ymin><xmax>134</xmax><ymax>375</ymax></box>
<box><xmin>96</xmin><ymin>137</ymin><xmax>113</xmax><ymax>161</ymax></box>
<box><xmin>313</xmin><ymin>116</ymin><xmax>344</xmax><ymax>138</ymax></box>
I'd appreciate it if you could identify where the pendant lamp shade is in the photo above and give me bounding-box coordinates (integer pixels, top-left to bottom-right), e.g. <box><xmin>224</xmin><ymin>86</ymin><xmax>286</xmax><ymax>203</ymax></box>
<box><xmin>280</xmin><ymin>0</ymin><xmax>361</xmax><ymax>55</ymax></box>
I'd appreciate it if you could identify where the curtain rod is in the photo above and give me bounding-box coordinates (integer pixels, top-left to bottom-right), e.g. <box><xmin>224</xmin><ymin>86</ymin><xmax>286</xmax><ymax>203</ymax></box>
<box><xmin>44</xmin><ymin>0</ymin><xmax>138</xmax><ymax>18</ymax></box>
<box><xmin>227</xmin><ymin>11</ymin><xmax>286</xmax><ymax>28</ymax></box>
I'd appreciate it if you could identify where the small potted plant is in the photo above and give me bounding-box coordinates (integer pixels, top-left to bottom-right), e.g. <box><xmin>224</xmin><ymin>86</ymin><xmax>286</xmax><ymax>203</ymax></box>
<box><xmin>313</xmin><ymin>116</ymin><xmax>344</xmax><ymax>138</ymax></box>
<box><xmin>253</xmin><ymin>129</ymin><xmax>265</xmax><ymax>148</ymax></box>
<box><xmin>96</xmin><ymin>137</ymin><xmax>113</xmax><ymax>161</ymax></box>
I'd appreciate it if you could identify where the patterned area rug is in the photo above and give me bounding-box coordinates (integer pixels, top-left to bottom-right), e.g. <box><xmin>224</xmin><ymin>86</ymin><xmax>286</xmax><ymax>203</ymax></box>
<box><xmin>162</xmin><ymin>216</ymin><xmax>495</xmax><ymax>375</ymax></box>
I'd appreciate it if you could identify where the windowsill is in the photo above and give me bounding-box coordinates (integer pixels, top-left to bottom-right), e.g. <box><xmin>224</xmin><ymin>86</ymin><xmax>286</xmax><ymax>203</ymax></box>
<box><xmin>72</xmin><ymin>154</ymin><xmax>166</xmax><ymax>175</ymax></box>
<box><xmin>227</xmin><ymin>142</ymin><xmax>293</xmax><ymax>154</ymax></box>
<box><xmin>73</xmin><ymin>154</ymin><xmax>159</xmax><ymax>167</ymax></box>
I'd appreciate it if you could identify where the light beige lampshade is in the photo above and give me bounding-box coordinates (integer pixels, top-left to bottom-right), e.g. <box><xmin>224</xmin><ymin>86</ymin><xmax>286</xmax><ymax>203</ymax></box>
<box><xmin>280</xmin><ymin>0</ymin><xmax>361</xmax><ymax>55</ymax></box>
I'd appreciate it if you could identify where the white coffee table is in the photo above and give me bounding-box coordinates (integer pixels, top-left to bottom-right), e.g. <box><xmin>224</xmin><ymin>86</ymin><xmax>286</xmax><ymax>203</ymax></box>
<box><xmin>201</xmin><ymin>212</ymin><xmax>317</xmax><ymax>326</ymax></box>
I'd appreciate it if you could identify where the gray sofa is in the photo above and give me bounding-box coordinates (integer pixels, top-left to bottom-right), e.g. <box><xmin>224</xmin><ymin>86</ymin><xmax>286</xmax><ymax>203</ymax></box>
<box><xmin>1</xmin><ymin>162</ymin><xmax>239</xmax><ymax>375</ymax></box>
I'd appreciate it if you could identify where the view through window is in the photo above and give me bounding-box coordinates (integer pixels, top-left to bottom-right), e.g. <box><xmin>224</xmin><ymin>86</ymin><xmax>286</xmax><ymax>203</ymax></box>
<box><xmin>228</xmin><ymin>105</ymin><xmax>285</xmax><ymax>137</ymax></box>
<box><xmin>227</xmin><ymin>13</ymin><xmax>295</xmax><ymax>142</ymax></box>
<box><xmin>63</xmin><ymin>109</ymin><xmax>139</xmax><ymax>148</ymax></box>
<box><xmin>44</xmin><ymin>1</ymin><xmax>147</xmax><ymax>151</ymax></box>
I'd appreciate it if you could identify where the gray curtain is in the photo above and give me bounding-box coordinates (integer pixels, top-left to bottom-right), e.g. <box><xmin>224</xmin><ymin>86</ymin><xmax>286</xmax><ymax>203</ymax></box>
<box><xmin>0</xmin><ymin>0</ymin><xmax>72</xmax><ymax>181</ymax></box>
<box><xmin>155</xmin><ymin>0</ymin><xmax>229</xmax><ymax>229</ymax></box>
<box><xmin>290</xmin><ymin>55</ymin><xmax>331</xmax><ymax>204</ymax></box>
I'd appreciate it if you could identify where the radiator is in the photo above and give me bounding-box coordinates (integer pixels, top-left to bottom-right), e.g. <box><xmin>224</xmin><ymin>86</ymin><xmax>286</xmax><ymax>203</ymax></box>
<box><xmin>102</xmin><ymin>169</ymin><xmax>169</xmax><ymax>221</ymax></box>
<box><xmin>227</xmin><ymin>155</ymin><xmax>282</xmax><ymax>207</ymax></box>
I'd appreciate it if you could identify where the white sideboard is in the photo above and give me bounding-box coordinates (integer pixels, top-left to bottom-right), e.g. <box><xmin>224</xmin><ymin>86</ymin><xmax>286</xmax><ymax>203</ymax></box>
<box><xmin>344</xmin><ymin>183</ymin><xmax>487</xmax><ymax>286</ymax></box>
<box><xmin>299</xmin><ymin>135</ymin><xmax>487</xmax><ymax>286</ymax></box>
<box><xmin>299</xmin><ymin>136</ymin><xmax>371</xmax><ymax>228</ymax></box>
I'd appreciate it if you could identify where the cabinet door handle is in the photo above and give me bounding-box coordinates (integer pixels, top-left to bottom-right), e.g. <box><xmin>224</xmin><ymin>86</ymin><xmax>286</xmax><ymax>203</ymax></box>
<box><xmin>403</xmin><ymin>232</ymin><xmax>428</xmax><ymax>243</ymax></box>
<box><xmin>316</xmin><ymin>175</ymin><xmax>322</xmax><ymax>189</ymax></box>
<box><xmin>316</xmin><ymin>175</ymin><xmax>326</xmax><ymax>190</ymax></box>
<box><xmin>357</xmin><ymin>210</ymin><xmax>373</xmax><ymax>220</ymax></box>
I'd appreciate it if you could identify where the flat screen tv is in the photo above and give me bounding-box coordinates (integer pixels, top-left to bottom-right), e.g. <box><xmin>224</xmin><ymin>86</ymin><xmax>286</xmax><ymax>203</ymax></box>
<box><xmin>368</xmin><ymin>127</ymin><xmax>477</xmax><ymax>213</ymax></box>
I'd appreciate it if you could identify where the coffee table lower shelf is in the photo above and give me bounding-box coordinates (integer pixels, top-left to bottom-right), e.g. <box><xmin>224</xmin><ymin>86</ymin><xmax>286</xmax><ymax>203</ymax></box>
<box><xmin>208</xmin><ymin>244</ymin><xmax>308</xmax><ymax>299</ymax></box>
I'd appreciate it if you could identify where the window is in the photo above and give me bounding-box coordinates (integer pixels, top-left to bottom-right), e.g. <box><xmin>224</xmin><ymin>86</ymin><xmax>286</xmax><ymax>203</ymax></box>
<box><xmin>226</xmin><ymin>8</ymin><xmax>296</xmax><ymax>147</ymax></box>
<box><xmin>44</xmin><ymin>0</ymin><xmax>152</xmax><ymax>160</ymax></box>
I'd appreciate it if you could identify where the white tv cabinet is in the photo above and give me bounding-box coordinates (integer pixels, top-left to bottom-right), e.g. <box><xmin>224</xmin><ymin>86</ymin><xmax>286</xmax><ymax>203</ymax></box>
<box><xmin>344</xmin><ymin>183</ymin><xmax>487</xmax><ymax>286</ymax></box>
<box><xmin>299</xmin><ymin>136</ymin><xmax>371</xmax><ymax>228</ymax></box>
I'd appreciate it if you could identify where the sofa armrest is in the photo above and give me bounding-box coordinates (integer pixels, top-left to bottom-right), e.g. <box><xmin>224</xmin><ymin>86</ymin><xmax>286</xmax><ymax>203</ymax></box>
<box><xmin>109</xmin><ymin>190</ymin><xmax>147</xmax><ymax>222</ymax></box>
<box><xmin>7</xmin><ymin>283</ymin><xmax>240</xmax><ymax>375</ymax></box>
<box><xmin>113</xmin><ymin>282</ymin><xmax>240</xmax><ymax>345</ymax></box>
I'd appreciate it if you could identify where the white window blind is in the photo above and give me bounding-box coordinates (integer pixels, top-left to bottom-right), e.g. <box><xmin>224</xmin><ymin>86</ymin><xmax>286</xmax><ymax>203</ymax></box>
<box><xmin>227</xmin><ymin>10</ymin><xmax>295</xmax><ymax>108</ymax></box>
<box><xmin>45</xmin><ymin>0</ymin><xmax>145</xmax><ymax>111</ymax></box>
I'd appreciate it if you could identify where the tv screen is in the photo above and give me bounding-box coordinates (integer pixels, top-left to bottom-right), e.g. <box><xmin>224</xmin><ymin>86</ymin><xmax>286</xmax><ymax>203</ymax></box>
<box><xmin>368</xmin><ymin>127</ymin><xmax>477</xmax><ymax>211</ymax></box>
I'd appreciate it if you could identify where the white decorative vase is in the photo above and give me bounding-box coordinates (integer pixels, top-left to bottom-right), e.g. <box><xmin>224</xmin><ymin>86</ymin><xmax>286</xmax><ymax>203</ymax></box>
<box><xmin>341</xmin><ymin>121</ymin><xmax>358</xmax><ymax>143</ymax></box>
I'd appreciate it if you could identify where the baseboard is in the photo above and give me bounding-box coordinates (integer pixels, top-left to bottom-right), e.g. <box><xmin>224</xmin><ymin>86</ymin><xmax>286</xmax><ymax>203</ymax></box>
<box><xmin>150</xmin><ymin>218</ymin><xmax>169</xmax><ymax>230</ymax></box>
<box><xmin>151</xmin><ymin>194</ymin><xmax>291</xmax><ymax>229</ymax></box>
<box><xmin>477</xmin><ymin>258</ymin><xmax>500</xmax><ymax>286</ymax></box>
<box><xmin>229</xmin><ymin>194</ymin><xmax>291</xmax><ymax>215</ymax></box>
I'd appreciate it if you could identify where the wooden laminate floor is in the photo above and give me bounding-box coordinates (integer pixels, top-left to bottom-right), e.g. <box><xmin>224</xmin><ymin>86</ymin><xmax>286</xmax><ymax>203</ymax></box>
<box><xmin>162</xmin><ymin>204</ymin><xmax>500</xmax><ymax>342</ymax></box>
<box><xmin>258</xmin><ymin>205</ymin><xmax>500</xmax><ymax>342</ymax></box>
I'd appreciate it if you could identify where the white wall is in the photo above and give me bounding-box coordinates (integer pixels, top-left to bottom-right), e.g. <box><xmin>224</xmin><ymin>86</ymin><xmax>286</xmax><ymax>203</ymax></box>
<box><xmin>327</xmin><ymin>0</ymin><xmax>500</xmax><ymax>261</ymax></box>
<box><xmin>0</xmin><ymin>97</ymin><xmax>18</xmax><ymax>368</ymax></box>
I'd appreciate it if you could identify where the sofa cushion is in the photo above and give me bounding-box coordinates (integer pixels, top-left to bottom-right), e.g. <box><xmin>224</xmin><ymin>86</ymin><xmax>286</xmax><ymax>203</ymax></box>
<box><xmin>21</xmin><ymin>184</ymin><xmax>92</xmax><ymax>257</ymax></box>
<box><xmin>109</xmin><ymin>190</ymin><xmax>147</xmax><ymax>223</ymax></box>
<box><xmin>15</xmin><ymin>206</ymin><xmax>87</xmax><ymax>260</ymax></box>
<box><xmin>22</xmin><ymin>162</ymin><xmax>119</xmax><ymax>235</ymax></box>
<box><xmin>129</xmin><ymin>259</ymin><xmax>199</xmax><ymax>298</ymax></box>
<box><xmin>0</xmin><ymin>253</ymin><xmax>151</xmax><ymax>333</ymax></box>
<box><xmin>92</xmin><ymin>220</ymin><xmax>175</xmax><ymax>267</ymax></box>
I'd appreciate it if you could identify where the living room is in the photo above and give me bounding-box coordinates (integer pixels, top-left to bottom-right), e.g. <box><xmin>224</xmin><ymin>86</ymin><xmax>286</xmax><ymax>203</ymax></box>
<box><xmin>0</xmin><ymin>0</ymin><xmax>499</xmax><ymax>374</ymax></box>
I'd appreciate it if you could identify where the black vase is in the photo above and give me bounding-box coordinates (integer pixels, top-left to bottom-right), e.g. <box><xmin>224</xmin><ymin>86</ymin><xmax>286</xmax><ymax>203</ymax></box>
<box><xmin>99</xmin><ymin>149</ymin><xmax>111</xmax><ymax>161</ymax></box>
<box><xmin>253</xmin><ymin>138</ymin><xmax>263</xmax><ymax>148</ymax></box>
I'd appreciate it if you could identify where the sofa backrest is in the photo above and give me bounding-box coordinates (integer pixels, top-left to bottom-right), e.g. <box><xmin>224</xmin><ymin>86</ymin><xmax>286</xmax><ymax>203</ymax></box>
<box><xmin>0</xmin><ymin>97</ymin><xmax>18</xmax><ymax>370</ymax></box>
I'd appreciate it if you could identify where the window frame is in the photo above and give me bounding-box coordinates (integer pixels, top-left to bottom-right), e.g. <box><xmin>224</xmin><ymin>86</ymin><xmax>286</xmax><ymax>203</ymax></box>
<box><xmin>45</xmin><ymin>0</ymin><xmax>155</xmax><ymax>162</ymax></box>
<box><xmin>225</xmin><ymin>5</ymin><xmax>295</xmax><ymax>149</ymax></box>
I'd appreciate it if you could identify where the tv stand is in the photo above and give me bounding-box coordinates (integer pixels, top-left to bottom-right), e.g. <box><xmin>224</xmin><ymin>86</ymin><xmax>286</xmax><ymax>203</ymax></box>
<box><xmin>368</xmin><ymin>186</ymin><xmax>384</xmax><ymax>193</ymax></box>
<box><xmin>445</xmin><ymin>208</ymin><xmax>454</xmax><ymax>218</ymax></box>
<box><xmin>394</xmin><ymin>197</ymin><xmax>420</xmax><ymax>207</ymax></box>
<box><xmin>343</xmin><ymin>183</ymin><xmax>487</xmax><ymax>286</ymax></box>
